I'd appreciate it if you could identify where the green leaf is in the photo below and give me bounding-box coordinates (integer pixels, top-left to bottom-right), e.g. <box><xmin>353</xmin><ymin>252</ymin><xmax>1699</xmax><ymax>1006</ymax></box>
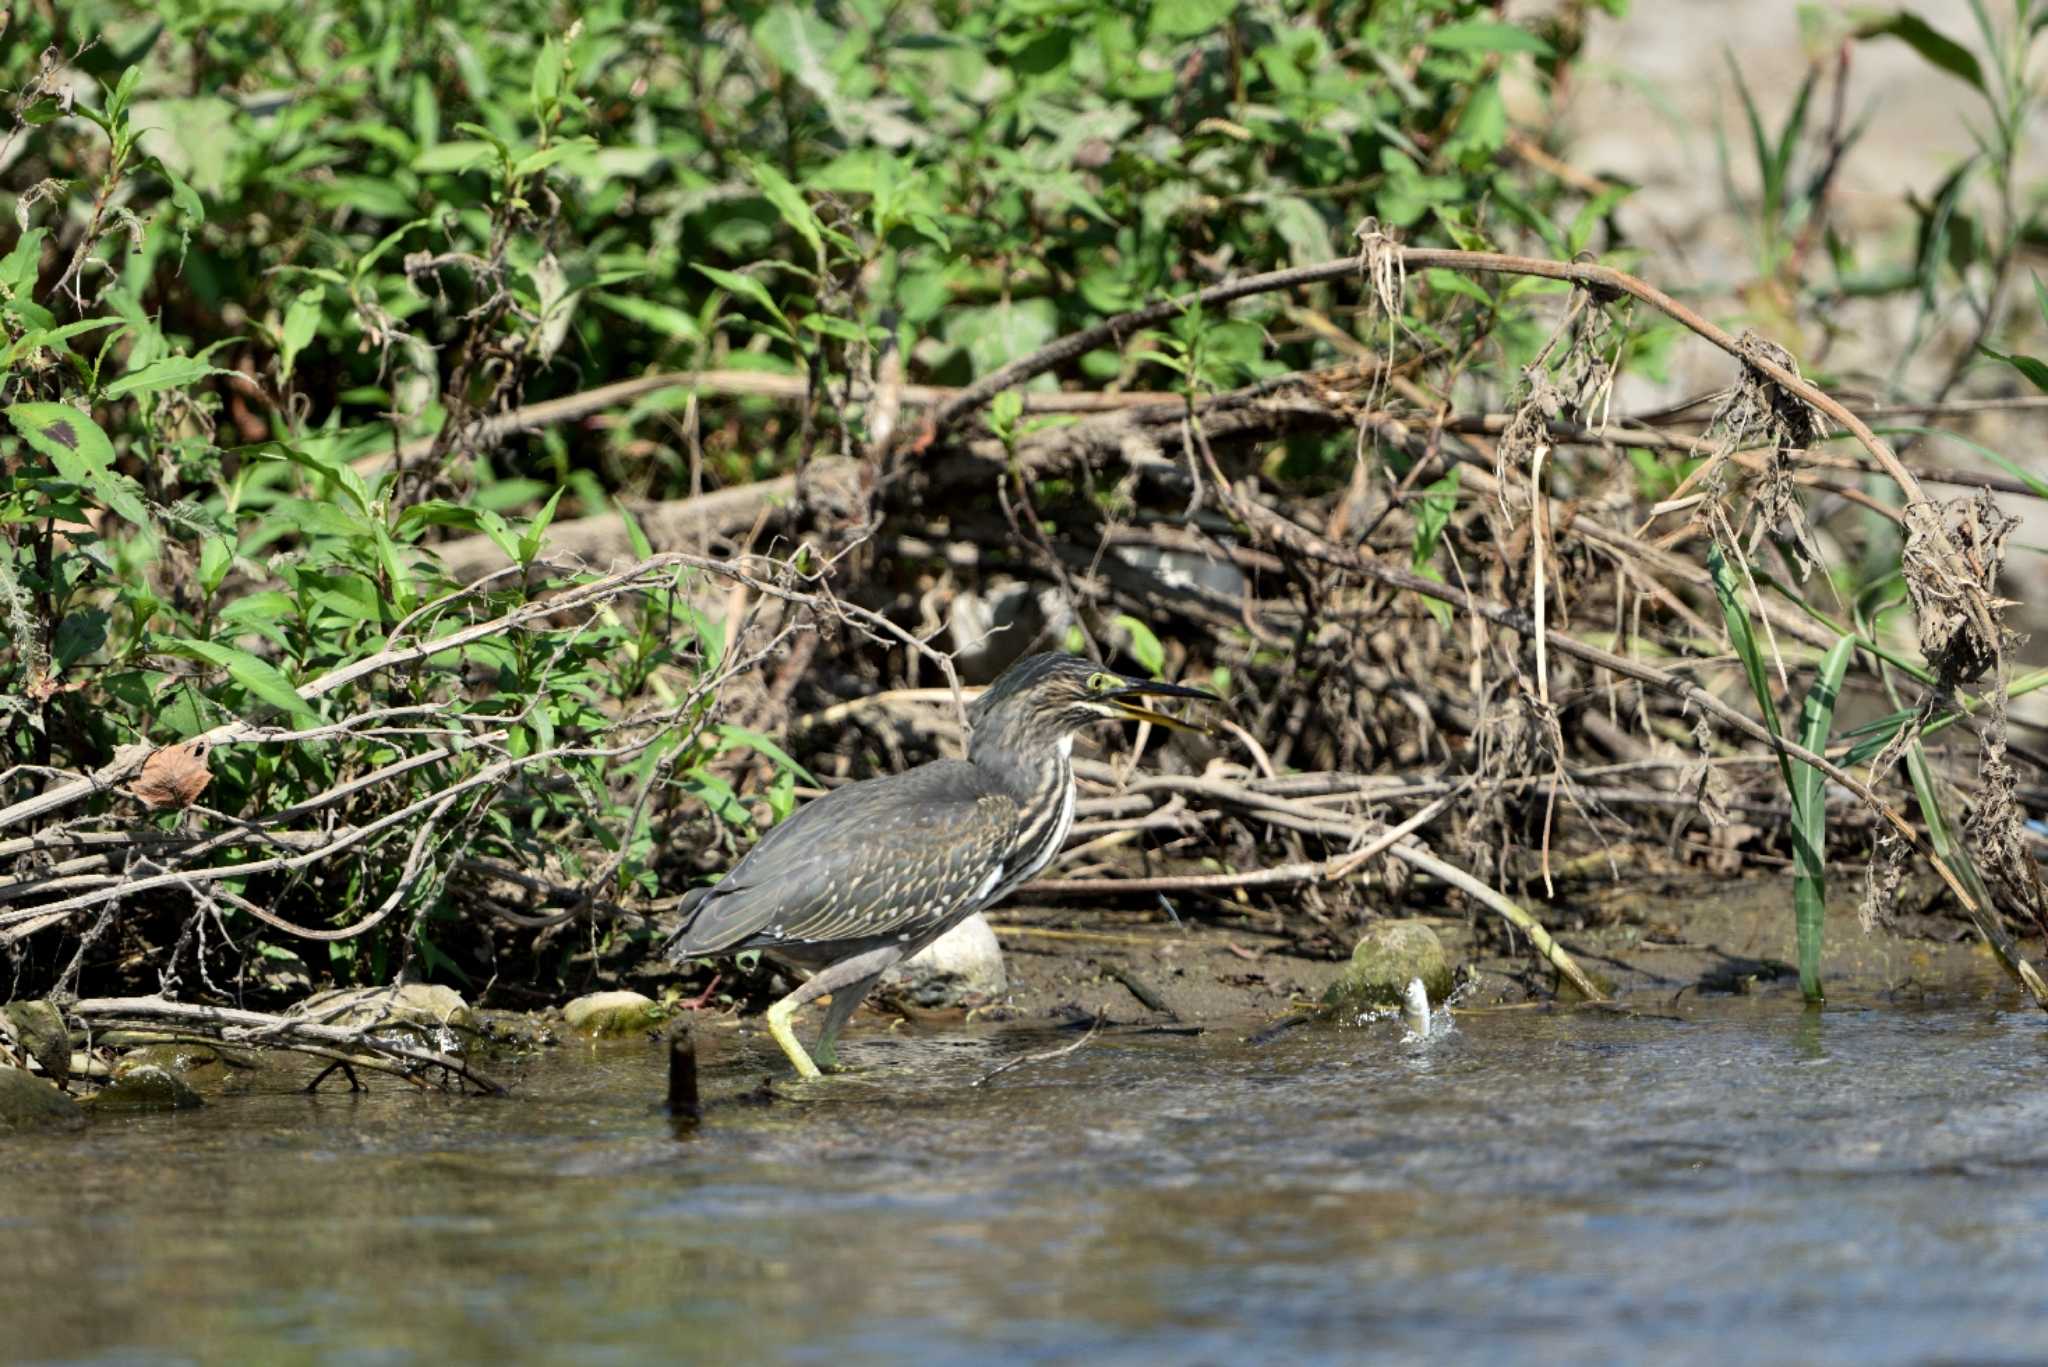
<box><xmin>1709</xmin><ymin>546</ymin><xmax>1792</xmax><ymax>788</ymax></box>
<box><xmin>163</xmin><ymin>636</ymin><xmax>317</xmax><ymax>724</ymax></box>
<box><xmin>713</xmin><ymin>723</ymin><xmax>818</xmax><ymax>786</ymax></box>
<box><xmin>592</xmin><ymin>293</ymin><xmax>702</xmax><ymax>342</ymax></box>
<box><xmin>752</xmin><ymin>7</ymin><xmax>849</xmax><ymax>131</ymax></box>
<box><xmin>242</xmin><ymin>439</ymin><xmax>373</xmax><ymax>517</ymax></box>
<box><xmin>681</xmin><ymin>769</ymin><xmax>750</xmax><ymax>825</ymax></box>
<box><xmin>745</xmin><ymin>157</ymin><xmax>826</xmax><ymax>262</ymax></box>
<box><xmin>1980</xmin><ymin>344</ymin><xmax>2048</xmax><ymax>394</ymax></box>
<box><xmin>1424</xmin><ymin>19</ymin><xmax>1555</xmax><ymax>57</ymax></box>
<box><xmin>104</xmin><ymin>355</ymin><xmax>228</xmax><ymax>399</ymax></box>
<box><xmin>988</xmin><ymin>389</ymin><xmax>1025</xmax><ymax>441</ymax></box>
<box><xmin>692</xmin><ymin>265</ymin><xmax>793</xmax><ymax>332</ymax></box>
<box><xmin>476</xmin><ymin>509</ymin><xmax>524</xmax><ymax>563</ymax></box>
<box><xmin>519</xmin><ymin>488</ymin><xmax>564</xmax><ymax>563</ymax></box>
<box><xmin>1854</xmin><ymin>11</ymin><xmax>1984</xmax><ymax>93</ymax></box>
<box><xmin>1424</xmin><ymin>268</ymin><xmax>1495</xmax><ymax>305</ymax></box>
<box><xmin>198</xmin><ymin>536</ymin><xmax>234</xmax><ymax>596</ymax></box>
<box><xmin>620</xmin><ymin>504</ymin><xmax>653</xmax><ymax>561</ymax></box>
<box><xmin>802</xmin><ymin>314</ymin><xmax>879</xmax><ymax>343</ymax></box>
<box><xmin>1410</xmin><ymin>470</ymin><xmax>1461</xmax><ymax>630</ymax></box>
<box><xmin>278</xmin><ymin>288</ymin><xmax>324</xmax><ymax>385</ymax></box>
<box><xmin>53</xmin><ymin>610</ymin><xmax>110</xmax><ymax>669</ymax></box>
<box><xmin>512</xmin><ymin>140</ymin><xmax>592</xmax><ymax>181</ymax></box>
<box><xmin>412</xmin><ymin>141</ymin><xmax>497</xmax><ymax>173</ymax></box>
<box><xmin>1115</xmin><ymin>614</ymin><xmax>1167</xmax><ymax>677</ymax></box>
<box><xmin>1151</xmin><ymin>0</ymin><xmax>1237</xmax><ymax>40</ymax></box>
<box><xmin>5</xmin><ymin>403</ymin><xmax>152</xmax><ymax>529</ymax></box>
<box><xmin>0</xmin><ymin>228</ymin><xmax>46</xmax><ymax>294</ymax></box>
<box><xmin>154</xmin><ymin>159</ymin><xmax>205</xmax><ymax>226</ymax></box>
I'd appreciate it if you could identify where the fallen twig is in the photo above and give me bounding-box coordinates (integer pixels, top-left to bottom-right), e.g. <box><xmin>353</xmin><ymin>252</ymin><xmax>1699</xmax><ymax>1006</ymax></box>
<box><xmin>971</xmin><ymin>1010</ymin><xmax>1105</xmax><ymax>1087</ymax></box>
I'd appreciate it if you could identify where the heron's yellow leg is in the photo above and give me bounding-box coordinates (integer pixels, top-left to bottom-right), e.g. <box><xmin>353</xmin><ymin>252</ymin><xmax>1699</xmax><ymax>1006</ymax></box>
<box><xmin>765</xmin><ymin>996</ymin><xmax>822</xmax><ymax>1079</ymax></box>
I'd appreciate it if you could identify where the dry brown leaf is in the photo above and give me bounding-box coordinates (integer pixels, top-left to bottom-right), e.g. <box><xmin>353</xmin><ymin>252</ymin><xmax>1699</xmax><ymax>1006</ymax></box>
<box><xmin>128</xmin><ymin>739</ymin><xmax>214</xmax><ymax>812</ymax></box>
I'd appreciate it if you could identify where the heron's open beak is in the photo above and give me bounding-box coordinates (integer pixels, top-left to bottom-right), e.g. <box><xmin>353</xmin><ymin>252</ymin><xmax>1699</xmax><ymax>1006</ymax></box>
<box><xmin>1105</xmin><ymin>674</ymin><xmax>1217</xmax><ymax>735</ymax></box>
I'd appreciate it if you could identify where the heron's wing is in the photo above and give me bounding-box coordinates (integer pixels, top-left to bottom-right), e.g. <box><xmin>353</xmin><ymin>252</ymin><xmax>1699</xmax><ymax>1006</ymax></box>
<box><xmin>665</xmin><ymin>761</ymin><xmax>1018</xmax><ymax>959</ymax></box>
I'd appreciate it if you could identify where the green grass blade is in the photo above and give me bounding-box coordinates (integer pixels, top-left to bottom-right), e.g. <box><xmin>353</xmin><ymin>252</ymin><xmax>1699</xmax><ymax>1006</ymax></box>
<box><xmin>1903</xmin><ymin>741</ymin><xmax>1995</xmax><ymax>912</ymax></box>
<box><xmin>1725</xmin><ymin>53</ymin><xmax>1780</xmax><ymax>225</ymax></box>
<box><xmin>1708</xmin><ymin>547</ymin><xmax>1793</xmax><ymax>789</ymax></box>
<box><xmin>1790</xmin><ymin>635</ymin><xmax>1855</xmax><ymax>1003</ymax></box>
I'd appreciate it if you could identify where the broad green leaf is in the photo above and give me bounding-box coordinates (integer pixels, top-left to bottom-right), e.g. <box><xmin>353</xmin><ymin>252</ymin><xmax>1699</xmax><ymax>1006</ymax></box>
<box><xmin>1980</xmin><ymin>345</ymin><xmax>2048</xmax><ymax>394</ymax></box>
<box><xmin>1854</xmin><ymin>11</ymin><xmax>1984</xmax><ymax>92</ymax></box>
<box><xmin>512</xmin><ymin>139</ymin><xmax>593</xmax><ymax>181</ymax></box>
<box><xmin>412</xmin><ymin>140</ymin><xmax>497</xmax><ymax>173</ymax></box>
<box><xmin>104</xmin><ymin>355</ymin><xmax>228</xmax><ymax>399</ymax></box>
<box><xmin>1424</xmin><ymin>20</ymin><xmax>1554</xmax><ymax>57</ymax></box>
<box><xmin>5</xmin><ymin>403</ymin><xmax>153</xmax><ymax>529</ymax></box>
<box><xmin>1151</xmin><ymin>0</ymin><xmax>1237</xmax><ymax>40</ymax></box>
<box><xmin>476</xmin><ymin>509</ymin><xmax>524</xmax><ymax>562</ymax></box>
<box><xmin>198</xmin><ymin>536</ymin><xmax>234</xmax><ymax>595</ymax></box>
<box><xmin>278</xmin><ymin>288</ymin><xmax>324</xmax><ymax>384</ymax></box>
<box><xmin>0</xmin><ymin>228</ymin><xmax>46</xmax><ymax>294</ymax></box>
<box><xmin>2</xmin><ymin>317</ymin><xmax>123</xmax><ymax>366</ymax></box>
<box><xmin>53</xmin><ymin>610</ymin><xmax>110</xmax><ymax>669</ymax></box>
<box><xmin>593</xmin><ymin>293</ymin><xmax>703</xmax><ymax>341</ymax></box>
<box><xmin>946</xmin><ymin>298</ymin><xmax>1058</xmax><ymax>376</ymax></box>
<box><xmin>163</xmin><ymin>636</ymin><xmax>317</xmax><ymax>723</ymax></box>
<box><xmin>752</xmin><ymin>6</ymin><xmax>849</xmax><ymax>127</ymax></box>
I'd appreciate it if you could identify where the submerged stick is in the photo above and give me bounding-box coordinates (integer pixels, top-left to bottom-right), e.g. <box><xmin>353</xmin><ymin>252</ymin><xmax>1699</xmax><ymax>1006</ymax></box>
<box><xmin>666</xmin><ymin>1021</ymin><xmax>700</xmax><ymax>1122</ymax></box>
<box><xmin>972</xmin><ymin>1011</ymin><xmax>1105</xmax><ymax>1087</ymax></box>
<box><xmin>1390</xmin><ymin>842</ymin><xmax>1604</xmax><ymax>1002</ymax></box>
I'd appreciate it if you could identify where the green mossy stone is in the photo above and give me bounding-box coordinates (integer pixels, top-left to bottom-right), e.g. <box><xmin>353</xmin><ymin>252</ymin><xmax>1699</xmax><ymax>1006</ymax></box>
<box><xmin>0</xmin><ymin>1065</ymin><xmax>85</xmax><ymax>1131</ymax></box>
<box><xmin>1322</xmin><ymin>922</ymin><xmax>1454</xmax><ymax>1013</ymax></box>
<box><xmin>562</xmin><ymin>991</ymin><xmax>668</xmax><ymax>1039</ymax></box>
<box><xmin>3</xmin><ymin>1000</ymin><xmax>70</xmax><ymax>1084</ymax></box>
<box><xmin>86</xmin><ymin>1065</ymin><xmax>205</xmax><ymax>1113</ymax></box>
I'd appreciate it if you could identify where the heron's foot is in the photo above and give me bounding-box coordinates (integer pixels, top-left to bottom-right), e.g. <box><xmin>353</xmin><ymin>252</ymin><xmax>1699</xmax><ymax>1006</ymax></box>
<box><xmin>679</xmin><ymin>971</ymin><xmax>722</xmax><ymax>1012</ymax></box>
<box><xmin>765</xmin><ymin>998</ymin><xmax>822</xmax><ymax>1080</ymax></box>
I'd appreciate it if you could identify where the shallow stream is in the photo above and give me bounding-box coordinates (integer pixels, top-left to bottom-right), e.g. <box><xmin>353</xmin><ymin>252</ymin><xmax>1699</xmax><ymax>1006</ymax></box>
<box><xmin>6</xmin><ymin>998</ymin><xmax>2047</xmax><ymax>1364</ymax></box>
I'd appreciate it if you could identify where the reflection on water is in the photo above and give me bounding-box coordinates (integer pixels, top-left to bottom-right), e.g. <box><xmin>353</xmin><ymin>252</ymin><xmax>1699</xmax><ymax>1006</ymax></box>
<box><xmin>5</xmin><ymin>1000</ymin><xmax>2047</xmax><ymax>1364</ymax></box>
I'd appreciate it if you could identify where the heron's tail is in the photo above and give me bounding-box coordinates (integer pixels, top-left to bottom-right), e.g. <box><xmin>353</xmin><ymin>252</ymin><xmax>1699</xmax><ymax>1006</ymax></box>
<box><xmin>662</xmin><ymin>884</ymin><xmax>714</xmax><ymax>963</ymax></box>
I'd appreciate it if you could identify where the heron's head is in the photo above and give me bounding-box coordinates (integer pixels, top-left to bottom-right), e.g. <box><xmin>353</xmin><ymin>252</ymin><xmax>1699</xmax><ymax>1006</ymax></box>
<box><xmin>968</xmin><ymin>652</ymin><xmax>1213</xmax><ymax>760</ymax></box>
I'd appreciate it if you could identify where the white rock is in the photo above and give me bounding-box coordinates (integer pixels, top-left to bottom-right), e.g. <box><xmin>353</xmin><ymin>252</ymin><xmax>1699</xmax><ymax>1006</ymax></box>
<box><xmin>888</xmin><ymin>913</ymin><xmax>1007</xmax><ymax>1008</ymax></box>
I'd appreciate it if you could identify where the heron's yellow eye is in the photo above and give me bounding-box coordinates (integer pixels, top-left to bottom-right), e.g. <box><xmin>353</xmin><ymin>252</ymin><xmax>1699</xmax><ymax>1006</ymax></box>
<box><xmin>1086</xmin><ymin>671</ymin><xmax>1118</xmax><ymax>694</ymax></box>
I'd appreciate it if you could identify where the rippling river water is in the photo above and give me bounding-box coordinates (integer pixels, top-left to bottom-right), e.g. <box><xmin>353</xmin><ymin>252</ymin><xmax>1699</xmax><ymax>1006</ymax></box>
<box><xmin>6</xmin><ymin>998</ymin><xmax>2046</xmax><ymax>1364</ymax></box>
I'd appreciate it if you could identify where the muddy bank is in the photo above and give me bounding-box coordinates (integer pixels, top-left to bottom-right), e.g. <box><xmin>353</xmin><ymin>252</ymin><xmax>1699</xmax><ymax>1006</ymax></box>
<box><xmin>6</xmin><ymin>877</ymin><xmax>2017</xmax><ymax>1110</ymax></box>
<box><xmin>675</xmin><ymin>876</ymin><xmax>2019</xmax><ymax>1068</ymax></box>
